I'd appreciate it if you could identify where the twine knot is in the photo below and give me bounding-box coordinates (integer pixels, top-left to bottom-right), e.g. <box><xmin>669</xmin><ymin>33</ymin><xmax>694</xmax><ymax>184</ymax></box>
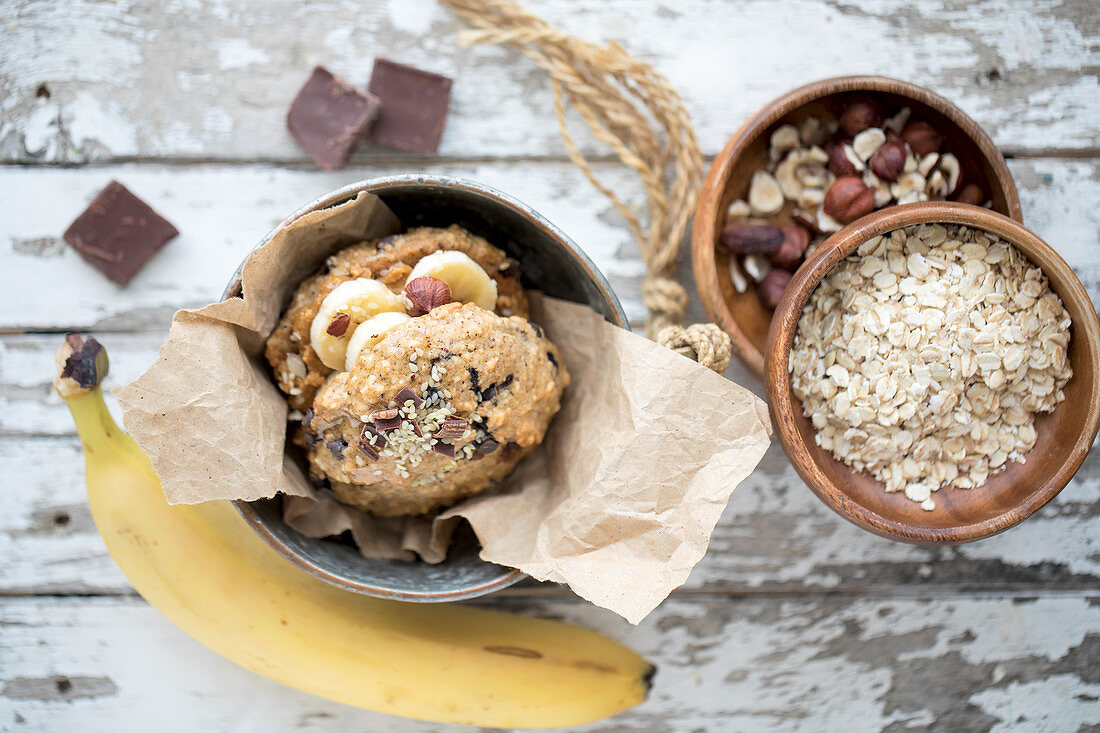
<box><xmin>657</xmin><ymin>323</ymin><xmax>732</xmax><ymax>374</ymax></box>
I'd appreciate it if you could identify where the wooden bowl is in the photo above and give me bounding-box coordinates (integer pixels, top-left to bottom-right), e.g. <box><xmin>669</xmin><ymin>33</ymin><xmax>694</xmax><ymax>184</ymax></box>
<box><xmin>693</xmin><ymin>76</ymin><xmax>1023</xmax><ymax>378</ymax></box>
<box><xmin>765</xmin><ymin>202</ymin><xmax>1100</xmax><ymax>544</ymax></box>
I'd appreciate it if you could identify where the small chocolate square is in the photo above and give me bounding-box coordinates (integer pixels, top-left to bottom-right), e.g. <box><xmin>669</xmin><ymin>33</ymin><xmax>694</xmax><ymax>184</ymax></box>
<box><xmin>287</xmin><ymin>66</ymin><xmax>381</xmax><ymax>170</ymax></box>
<box><xmin>62</xmin><ymin>181</ymin><xmax>179</xmax><ymax>286</ymax></box>
<box><xmin>366</xmin><ymin>59</ymin><xmax>452</xmax><ymax>155</ymax></box>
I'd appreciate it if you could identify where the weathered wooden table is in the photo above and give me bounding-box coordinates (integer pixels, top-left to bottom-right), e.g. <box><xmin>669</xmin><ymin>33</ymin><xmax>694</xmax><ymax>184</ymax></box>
<box><xmin>2</xmin><ymin>1</ymin><xmax>1098</xmax><ymax>730</ymax></box>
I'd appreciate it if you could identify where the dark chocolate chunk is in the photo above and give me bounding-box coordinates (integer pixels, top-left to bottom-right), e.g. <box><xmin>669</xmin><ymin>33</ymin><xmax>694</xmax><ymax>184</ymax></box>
<box><xmin>479</xmin><ymin>374</ymin><xmax>514</xmax><ymax>402</ymax></box>
<box><xmin>408</xmin><ymin>418</ymin><xmax>423</xmax><ymax>438</ymax></box>
<box><xmin>361</xmin><ymin>423</ymin><xmax>387</xmax><ymax>450</ymax></box>
<box><xmin>63</xmin><ymin>181</ymin><xmax>179</xmax><ymax>286</ymax></box>
<box><xmin>433</xmin><ymin>415</ymin><xmax>469</xmax><ymax>441</ymax></box>
<box><xmin>529</xmin><ymin>322</ymin><xmax>544</xmax><ymax>338</ymax></box>
<box><xmin>395</xmin><ymin>387</ymin><xmax>423</xmax><ymax>408</ymax></box>
<box><xmin>287</xmin><ymin>66</ymin><xmax>381</xmax><ymax>170</ymax></box>
<box><xmin>60</xmin><ymin>334</ymin><xmax>106</xmax><ymax>389</ymax></box>
<box><xmin>431</xmin><ymin>443</ymin><xmax>456</xmax><ymax>458</ymax></box>
<box><xmin>546</xmin><ymin>351</ymin><xmax>558</xmax><ymax>369</ymax></box>
<box><xmin>468</xmin><ymin>367</ymin><xmax>481</xmax><ymax>395</ymax></box>
<box><xmin>326</xmin><ymin>438</ymin><xmax>348</xmax><ymax>460</ymax></box>
<box><xmin>369</xmin><ymin>408</ymin><xmax>403</xmax><ymax>431</ymax></box>
<box><xmin>476</xmin><ymin>438</ymin><xmax>499</xmax><ymax>455</ymax></box>
<box><xmin>366</xmin><ymin>58</ymin><xmax>452</xmax><ymax>155</ymax></box>
<box><xmin>357</xmin><ymin>439</ymin><xmax>380</xmax><ymax>461</ymax></box>
<box><xmin>326</xmin><ymin>313</ymin><xmax>351</xmax><ymax>337</ymax></box>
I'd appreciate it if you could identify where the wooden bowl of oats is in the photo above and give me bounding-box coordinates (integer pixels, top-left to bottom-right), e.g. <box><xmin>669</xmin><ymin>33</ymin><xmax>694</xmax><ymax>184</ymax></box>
<box><xmin>765</xmin><ymin>202</ymin><xmax>1100</xmax><ymax>544</ymax></box>
<box><xmin>693</xmin><ymin>76</ymin><xmax>1022</xmax><ymax>379</ymax></box>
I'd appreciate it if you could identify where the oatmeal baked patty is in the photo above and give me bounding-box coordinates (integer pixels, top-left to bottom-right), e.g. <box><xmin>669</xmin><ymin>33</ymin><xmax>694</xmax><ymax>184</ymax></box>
<box><xmin>265</xmin><ymin>225</ymin><xmax>528</xmax><ymax>410</ymax></box>
<box><xmin>300</xmin><ymin>303</ymin><xmax>568</xmax><ymax>516</ymax></box>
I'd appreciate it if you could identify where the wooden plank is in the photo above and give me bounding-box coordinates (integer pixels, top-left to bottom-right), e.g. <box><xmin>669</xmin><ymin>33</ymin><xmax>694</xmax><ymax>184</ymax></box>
<box><xmin>3</xmin><ymin>426</ymin><xmax>1097</xmax><ymax>595</ymax></box>
<box><xmin>2</xmin><ymin>157</ymin><xmax>1098</xmax><ymax>334</ymax></box>
<box><xmin>1</xmin><ymin>0</ymin><xmax>1098</xmax><ymax>163</ymax></box>
<box><xmin>3</xmin><ymin>594</ymin><xmax>1099</xmax><ymax>731</ymax></box>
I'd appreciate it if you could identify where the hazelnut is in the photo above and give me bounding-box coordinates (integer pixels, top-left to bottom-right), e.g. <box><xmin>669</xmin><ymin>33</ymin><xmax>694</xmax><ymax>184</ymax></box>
<box><xmin>869</xmin><ymin>140</ymin><xmax>907</xmax><ymax>182</ymax></box>
<box><xmin>838</xmin><ymin>96</ymin><xmax>885</xmax><ymax>137</ymax></box>
<box><xmin>719</xmin><ymin>223</ymin><xmax>785</xmax><ymax>256</ymax></box>
<box><xmin>901</xmin><ymin>120</ymin><xmax>944</xmax><ymax>156</ymax></box>
<box><xmin>823</xmin><ymin>177</ymin><xmax>875</xmax><ymax>222</ymax></box>
<box><xmin>954</xmin><ymin>183</ymin><xmax>985</xmax><ymax>206</ymax></box>
<box><xmin>403</xmin><ymin>276</ymin><xmax>451</xmax><ymax>316</ymax></box>
<box><xmin>827</xmin><ymin>141</ymin><xmax>858</xmax><ymax>177</ymax></box>
<box><xmin>326</xmin><ymin>313</ymin><xmax>351</xmax><ymax>337</ymax></box>
<box><xmin>757</xmin><ymin>269</ymin><xmax>792</xmax><ymax>310</ymax></box>
<box><xmin>769</xmin><ymin>225</ymin><xmax>810</xmax><ymax>270</ymax></box>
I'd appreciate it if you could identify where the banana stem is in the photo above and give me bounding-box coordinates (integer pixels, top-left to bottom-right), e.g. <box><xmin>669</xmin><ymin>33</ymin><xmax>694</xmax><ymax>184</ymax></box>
<box><xmin>63</xmin><ymin>387</ymin><xmax>135</xmax><ymax>461</ymax></box>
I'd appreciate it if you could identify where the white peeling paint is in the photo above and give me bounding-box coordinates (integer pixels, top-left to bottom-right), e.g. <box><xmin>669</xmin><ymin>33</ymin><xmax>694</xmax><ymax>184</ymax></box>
<box><xmin>215</xmin><ymin>38</ymin><xmax>272</xmax><ymax>71</ymax></box>
<box><xmin>65</xmin><ymin>92</ymin><xmax>139</xmax><ymax>157</ymax></box>
<box><xmin>20</xmin><ymin>104</ymin><xmax>61</xmax><ymax>158</ymax></box>
<box><xmin>385</xmin><ymin>0</ymin><xmax>439</xmax><ymax>36</ymax></box>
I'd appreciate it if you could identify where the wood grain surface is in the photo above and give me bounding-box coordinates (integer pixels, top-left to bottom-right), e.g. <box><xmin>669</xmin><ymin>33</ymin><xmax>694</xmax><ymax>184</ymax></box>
<box><xmin>2</xmin><ymin>0</ymin><xmax>1099</xmax><ymax>730</ymax></box>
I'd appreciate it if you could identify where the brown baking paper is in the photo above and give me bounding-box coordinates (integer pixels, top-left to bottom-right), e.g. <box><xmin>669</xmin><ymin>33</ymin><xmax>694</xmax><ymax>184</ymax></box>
<box><xmin>115</xmin><ymin>191</ymin><xmax>772</xmax><ymax>623</ymax></box>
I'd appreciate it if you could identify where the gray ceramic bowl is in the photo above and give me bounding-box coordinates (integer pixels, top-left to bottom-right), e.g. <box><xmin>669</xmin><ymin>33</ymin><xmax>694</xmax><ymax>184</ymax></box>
<box><xmin>224</xmin><ymin>175</ymin><xmax>627</xmax><ymax>602</ymax></box>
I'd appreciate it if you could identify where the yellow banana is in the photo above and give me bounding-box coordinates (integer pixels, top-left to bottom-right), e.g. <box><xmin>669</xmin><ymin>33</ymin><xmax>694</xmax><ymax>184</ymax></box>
<box><xmin>345</xmin><ymin>311</ymin><xmax>412</xmax><ymax>370</ymax></box>
<box><xmin>55</xmin><ymin>335</ymin><xmax>652</xmax><ymax>728</ymax></box>
<box><xmin>310</xmin><ymin>278</ymin><xmax>406</xmax><ymax>370</ymax></box>
<box><xmin>407</xmin><ymin>250</ymin><xmax>498</xmax><ymax>311</ymax></box>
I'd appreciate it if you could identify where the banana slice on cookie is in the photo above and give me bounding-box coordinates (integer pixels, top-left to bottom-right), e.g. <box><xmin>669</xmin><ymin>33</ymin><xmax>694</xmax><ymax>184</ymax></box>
<box><xmin>407</xmin><ymin>251</ymin><xmax>497</xmax><ymax>312</ymax></box>
<box><xmin>310</xmin><ymin>278</ymin><xmax>404</xmax><ymax>370</ymax></box>
<box><xmin>344</xmin><ymin>311</ymin><xmax>411</xmax><ymax>371</ymax></box>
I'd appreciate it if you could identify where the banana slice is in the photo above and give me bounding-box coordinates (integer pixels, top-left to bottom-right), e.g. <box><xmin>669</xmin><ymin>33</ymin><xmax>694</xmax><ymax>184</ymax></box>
<box><xmin>310</xmin><ymin>278</ymin><xmax>404</xmax><ymax>370</ymax></box>
<box><xmin>406</xmin><ymin>251</ymin><xmax>497</xmax><ymax>312</ymax></box>
<box><xmin>344</xmin><ymin>311</ymin><xmax>411</xmax><ymax>371</ymax></box>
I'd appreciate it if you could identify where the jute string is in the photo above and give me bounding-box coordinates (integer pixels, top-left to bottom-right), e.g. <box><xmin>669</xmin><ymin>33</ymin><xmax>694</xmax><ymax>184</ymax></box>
<box><xmin>441</xmin><ymin>0</ymin><xmax>732</xmax><ymax>373</ymax></box>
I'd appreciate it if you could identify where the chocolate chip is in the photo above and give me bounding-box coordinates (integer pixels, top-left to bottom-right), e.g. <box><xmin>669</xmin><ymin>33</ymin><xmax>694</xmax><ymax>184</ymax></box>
<box><xmin>286</xmin><ymin>66</ymin><xmax>381</xmax><ymax>170</ymax></box>
<box><xmin>476</xmin><ymin>438</ymin><xmax>499</xmax><ymax>455</ymax></box>
<box><xmin>529</xmin><ymin>322</ymin><xmax>544</xmax><ymax>338</ymax></box>
<box><xmin>431</xmin><ymin>443</ymin><xmax>456</xmax><ymax>458</ymax></box>
<box><xmin>395</xmin><ymin>387</ymin><xmax>423</xmax><ymax>408</ymax></box>
<box><xmin>369</xmin><ymin>408</ymin><xmax>403</xmax><ymax>431</ymax></box>
<box><xmin>361</xmin><ymin>423</ymin><xmax>387</xmax><ymax>450</ymax></box>
<box><xmin>433</xmin><ymin>415</ymin><xmax>469</xmax><ymax>441</ymax></box>
<box><xmin>479</xmin><ymin>374</ymin><xmax>514</xmax><ymax>402</ymax></box>
<box><xmin>546</xmin><ymin>351</ymin><xmax>558</xmax><ymax>369</ymax></box>
<box><xmin>326</xmin><ymin>313</ymin><xmax>351</xmax><ymax>337</ymax></box>
<box><xmin>357</xmin><ymin>439</ymin><xmax>380</xmax><ymax>461</ymax></box>
<box><xmin>378</xmin><ymin>234</ymin><xmax>399</xmax><ymax>248</ymax></box>
<box><xmin>326</xmin><ymin>439</ymin><xmax>348</xmax><ymax>460</ymax></box>
<box><xmin>468</xmin><ymin>367</ymin><xmax>481</xmax><ymax>394</ymax></box>
<box><xmin>62</xmin><ymin>181</ymin><xmax>179</xmax><ymax>286</ymax></box>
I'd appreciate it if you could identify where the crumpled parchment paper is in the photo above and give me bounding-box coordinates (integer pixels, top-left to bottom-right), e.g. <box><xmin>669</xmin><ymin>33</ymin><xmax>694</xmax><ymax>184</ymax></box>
<box><xmin>116</xmin><ymin>190</ymin><xmax>772</xmax><ymax>623</ymax></box>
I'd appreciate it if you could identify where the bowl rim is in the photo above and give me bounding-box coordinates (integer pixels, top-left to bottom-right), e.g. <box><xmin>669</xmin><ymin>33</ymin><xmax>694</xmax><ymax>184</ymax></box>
<box><xmin>764</xmin><ymin>201</ymin><xmax>1100</xmax><ymax>544</ymax></box>
<box><xmin>692</xmin><ymin>74</ymin><xmax>1024</xmax><ymax>379</ymax></box>
<box><xmin>224</xmin><ymin>174</ymin><xmax>628</xmax><ymax>601</ymax></box>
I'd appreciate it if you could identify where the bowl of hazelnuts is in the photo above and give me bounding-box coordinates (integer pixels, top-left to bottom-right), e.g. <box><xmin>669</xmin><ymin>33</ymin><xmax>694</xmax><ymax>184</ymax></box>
<box><xmin>691</xmin><ymin>76</ymin><xmax>1023</xmax><ymax>378</ymax></box>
